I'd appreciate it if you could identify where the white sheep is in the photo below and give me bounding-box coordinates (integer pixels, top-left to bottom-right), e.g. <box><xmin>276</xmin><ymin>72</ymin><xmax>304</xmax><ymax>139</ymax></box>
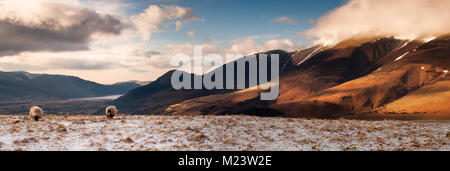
<box><xmin>29</xmin><ymin>106</ymin><xmax>43</xmax><ymax>121</ymax></box>
<box><xmin>105</xmin><ymin>106</ymin><xmax>118</xmax><ymax>119</ymax></box>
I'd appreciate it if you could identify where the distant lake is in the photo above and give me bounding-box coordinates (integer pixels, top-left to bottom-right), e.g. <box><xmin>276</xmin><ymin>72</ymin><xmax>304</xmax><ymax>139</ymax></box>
<box><xmin>68</xmin><ymin>94</ymin><xmax>123</xmax><ymax>101</ymax></box>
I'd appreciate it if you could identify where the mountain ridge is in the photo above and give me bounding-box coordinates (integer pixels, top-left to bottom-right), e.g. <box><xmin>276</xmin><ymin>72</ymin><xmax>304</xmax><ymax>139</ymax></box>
<box><xmin>0</xmin><ymin>71</ymin><xmax>142</xmax><ymax>100</ymax></box>
<box><xmin>120</xmin><ymin>35</ymin><xmax>450</xmax><ymax>119</ymax></box>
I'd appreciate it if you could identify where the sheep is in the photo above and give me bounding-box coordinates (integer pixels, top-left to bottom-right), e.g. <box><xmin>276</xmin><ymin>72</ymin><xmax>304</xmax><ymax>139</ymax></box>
<box><xmin>29</xmin><ymin>106</ymin><xmax>43</xmax><ymax>121</ymax></box>
<box><xmin>105</xmin><ymin>106</ymin><xmax>118</xmax><ymax>119</ymax></box>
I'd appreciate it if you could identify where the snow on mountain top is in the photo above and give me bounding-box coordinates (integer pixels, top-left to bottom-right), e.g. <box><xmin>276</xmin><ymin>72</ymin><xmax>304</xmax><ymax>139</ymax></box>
<box><xmin>424</xmin><ymin>37</ymin><xmax>437</xmax><ymax>43</ymax></box>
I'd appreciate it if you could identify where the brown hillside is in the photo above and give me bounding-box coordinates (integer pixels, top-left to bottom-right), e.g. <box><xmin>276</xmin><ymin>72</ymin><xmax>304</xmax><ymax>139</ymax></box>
<box><xmin>272</xmin><ymin>35</ymin><xmax>450</xmax><ymax>119</ymax></box>
<box><xmin>124</xmin><ymin>36</ymin><xmax>450</xmax><ymax>120</ymax></box>
<box><xmin>162</xmin><ymin>37</ymin><xmax>417</xmax><ymax>117</ymax></box>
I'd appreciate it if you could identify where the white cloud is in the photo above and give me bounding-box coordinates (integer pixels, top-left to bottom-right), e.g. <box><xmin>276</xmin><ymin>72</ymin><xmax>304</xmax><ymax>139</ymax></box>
<box><xmin>272</xmin><ymin>16</ymin><xmax>298</xmax><ymax>25</ymax></box>
<box><xmin>83</xmin><ymin>0</ymin><xmax>133</xmax><ymax>16</ymax></box>
<box><xmin>146</xmin><ymin>43</ymin><xmax>219</xmax><ymax>72</ymax></box>
<box><xmin>303</xmin><ymin>0</ymin><xmax>450</xmax><ymax>45</ymax></box>
<box><xmin>131</xmin><ymin>5</ymin><xmax>202</xmax><ymax>41</ymax></box>
<box><xmin>224</xmin><ymin>38</ymin><xmax>302</xmax><ymax>56</ymax></box>
<box><xmin>175</xmin><ymin>21</ymin><xmax>183</xmax><ymax>31</ymax></box>
<box><xmin>187</xmin><ymin>30</ymin><xmax>196</xmax><ymax>37</ymax></box>
<box><xmin>166</xmin><ymin>43</ymin><xmax>219</xmax><ymax>56</ymax></box>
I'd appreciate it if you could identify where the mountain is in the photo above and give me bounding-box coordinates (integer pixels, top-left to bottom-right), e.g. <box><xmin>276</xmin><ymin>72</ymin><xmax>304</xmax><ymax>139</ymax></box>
<box><xmin>115</xmin><ymin>35</ymin><xmax>450</xmax><ymax>119</ymax></box>
<box><xmin>0</xmin><ymin>71</ymin><xmax>142</xmax><ymax>100</ymax></box>
<box><xmin>162</xmin><ymin>37</ymin><xmax>410</xmax><ymax>116</ymax></box>
<box><xmin>112</xmin><ymin>50</ymin><xmax>294</xmax><ymax>114</ymax></box>
<box><xmin>272</xmin><ymin>35</ymin><xmax>450</xmax><ymax>119</ymax></box>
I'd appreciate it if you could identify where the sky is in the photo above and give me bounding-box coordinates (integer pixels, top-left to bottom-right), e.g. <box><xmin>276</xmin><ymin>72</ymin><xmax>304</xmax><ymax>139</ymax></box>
<box><xmin>0</xmin><ymin>0</ymin><xmax>448</xmax><ymax>84</ymax></box>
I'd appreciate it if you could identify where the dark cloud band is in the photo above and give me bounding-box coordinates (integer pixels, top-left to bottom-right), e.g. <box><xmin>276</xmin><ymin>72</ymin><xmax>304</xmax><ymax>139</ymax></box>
<box><xmin>0</xmin><ymin>3</ymin><xmax>127</xmax><ymax>56</ymax></box>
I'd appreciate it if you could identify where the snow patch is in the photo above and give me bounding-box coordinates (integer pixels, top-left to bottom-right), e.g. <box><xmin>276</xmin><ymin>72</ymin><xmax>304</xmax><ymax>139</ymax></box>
<box><xmin>297</xmin><ymin>47</ymin><xmax>321</xmax><ymax>65</ymax></box>
<box><xmin>395</xmin><ymin>52</ymin><xmax>409</xmax><ymax>61</ymax></box>
<box><xmin>399</xmin><ymin>40</ymin><xmax>412</xmax><ymax>49</ymax></box>
<box><xmin>423</xmin><ymin>37</ymin><xmax>436</xmax><ymax>43</ymax></box>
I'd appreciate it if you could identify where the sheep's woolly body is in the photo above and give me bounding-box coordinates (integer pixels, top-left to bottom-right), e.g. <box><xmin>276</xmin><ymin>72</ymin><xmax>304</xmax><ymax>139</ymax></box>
<box><xmin>105</xmin><ymin>106</ymin><xmax>118</xmax><ymax>119</ymax></box>
<box><xmin>29</xmin><ymin>106</ymin><xmax>43</xmax><ymax>121</ymax></box>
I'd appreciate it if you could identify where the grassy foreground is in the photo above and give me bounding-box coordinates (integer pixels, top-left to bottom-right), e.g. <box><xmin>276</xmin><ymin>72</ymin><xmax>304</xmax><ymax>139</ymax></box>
<box><xmin>0</xmin><ymin>115</ymin><xmax>448</xmax><ymax>151</ymax></box>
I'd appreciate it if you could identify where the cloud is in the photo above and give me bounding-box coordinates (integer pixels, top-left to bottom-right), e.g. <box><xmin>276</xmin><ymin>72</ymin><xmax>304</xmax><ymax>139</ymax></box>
<box><xmin>146</xmin><ymin>43</ymin><xmax>219</xmax><ymax>69</ymax></box>
<box><xmin>204</xmin><ymin>37</ymin><xmax>217</xmax><ymax>43</ymax></box>
<box><xmin>224</xmin><ymin>38</ymin><xmax>302</xmax><ymax>55</ymax></box>
<box><xmin>0</xmin><ymin>41</ymin><xmax>154</xmax><ymax>71</ymax></box>
<box><xmin>0</xmin><ymin>56</ymin><xmax>116</xmax><ymax>71</ymax></box>
<box><xmin>272</xmin><ymin>16</ymin><xmax>298</xmax><ymax>25</ymax></box>
<box><xmin>167</xmin><ymin>43</ymin><xmax>219</xmax><ymax>55</ymax></box>
<box><xmin>175</xmin><ymin>21</ymin><xmax>183</xmax><ymax>31</ymax></box>
<box><xmin>0</xmin><ymin>0</ymin><xmax>127</xmax><ymax>56</ymax></box>
<box><xmin>303</xmin><ymin>0</ymin><xmax>450</xmax><ymax>45</ymax></box>
<box><xmin>132</xmin><ymin>50</ymin><xmax>161</xmax><ymax>58</ymax></box>
<box><xmin>131</xmin><ymin>5</ymin><xmax>202</xmax><ymax>40</ymax></box>
<box><xmin>0</xmin><ymin>43</ymin><xmax>162</xmax><ymax>83</ymax></box>
<box><xmin>46</xmin><ymin>58</ymin><xmax>117</xmax><ymax>70</ymax></box>
<box><xmin>83</xmin><ymin>0</ymin><xmax>134</xmax><ymax>16</ymax></box>
<box><xmin>129</xmin><ymin>68</ymin><xmax>148</xmax><ymax>73</ymax></box>
<box><xmin>263</xmin><ymin>39</ymin><xmax>302</xmax><ymax>51</ymax></box>
<box><xmin>187</xmin><ymin>30</ymin><xmax>196</xmax><ymax>37</ymax></box>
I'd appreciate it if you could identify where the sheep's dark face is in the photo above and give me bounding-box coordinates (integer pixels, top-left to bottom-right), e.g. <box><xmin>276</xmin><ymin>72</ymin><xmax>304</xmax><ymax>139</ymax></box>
<box><xmin>106</xmin><ymin>110</ymin><xmax>115</xmax><ymax>119</ymax></box>
<box><xmin>33</xmin><ymin>116</ymin><xmax>40</xmax><ymax>121</ymax></box>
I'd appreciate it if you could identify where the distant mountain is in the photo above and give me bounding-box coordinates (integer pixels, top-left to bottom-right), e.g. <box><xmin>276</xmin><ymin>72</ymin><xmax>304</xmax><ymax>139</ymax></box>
<box><xmin>0</xmin><ymin>71</ymin><xmax>142</xmax><ymax>100</ymax></box>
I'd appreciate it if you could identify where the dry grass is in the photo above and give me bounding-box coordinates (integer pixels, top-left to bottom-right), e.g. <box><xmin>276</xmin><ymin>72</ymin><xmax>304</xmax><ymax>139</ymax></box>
<box><xmin>119</xmin><ymin>137</ymin><xmax>134</xmax><ymax>143</ymax></box>
<box><xmin>0</xmin><ymin>114</ymin><xmax>448</xmax><ymax>151</ymax></box>
<box><xmin>380</xmin><ymin>80</ymin><xmax>450</xmax><ymax>117</ymax></box>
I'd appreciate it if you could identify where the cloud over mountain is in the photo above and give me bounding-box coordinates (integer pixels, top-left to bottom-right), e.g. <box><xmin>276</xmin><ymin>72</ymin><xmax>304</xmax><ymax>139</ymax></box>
<box><xmin>224</xmin><ymin>38</ymin><xmax>302</xmax><ymax>56</ymax></box>
<box><xmin>303</xmin><ymin>0</ymin><xmax>450</xmax><ymax>45</ymax></box>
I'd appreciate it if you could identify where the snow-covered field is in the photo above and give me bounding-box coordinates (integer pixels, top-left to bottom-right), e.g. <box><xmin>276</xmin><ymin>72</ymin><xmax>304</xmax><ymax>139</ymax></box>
<box><xmin>0</xmin><ymin>115</ymin><xmax>448</xmax><ymax>151</ymax></box>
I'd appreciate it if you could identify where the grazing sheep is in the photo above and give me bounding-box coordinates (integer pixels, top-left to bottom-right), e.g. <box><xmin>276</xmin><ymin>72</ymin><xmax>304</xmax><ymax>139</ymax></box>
<box><xmin>105</xmin><ymin>106</ymin><xmax>118</xmax><ymax>119</ymax></box>
<box><xmin>29</xmin><ymin>106</ymin><xmax>43</xmax><ymax>121</ymax></box>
